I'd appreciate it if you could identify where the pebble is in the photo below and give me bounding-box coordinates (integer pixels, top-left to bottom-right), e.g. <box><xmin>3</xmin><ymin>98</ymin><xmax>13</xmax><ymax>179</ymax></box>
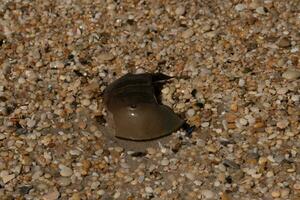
<box><xmin>201</xmin><ymin>189</ymin><xmax>215</xmax><ymax>199</ymax></box>
<box><xmin>50</xmin><ymin>61</ymin><xmax>64</xmax><ymax>69</ymax></box>
<box><xmin>97</xmin><ymin>190</ymin><xmax>105</xmax><ymax>196</ymax></box>
<box><xmin>0</xmin><ymin>134</ymin><xmax>6</xmax><ymax>140</ymax></box>
<box><xmin>70</xmin><ymin>193</ymin><xmax>81</xmax><ymax>200</ymax></box>
<box><xmin>238</xmin><ymin>79</ymin><xmax>245</xmax><ymax>87</ymax></box>
<box><xmin>225</xmin><ymin>113</ymin><xmax>237</xmax><ymax>123</ymax></box>
<box><xmin>161</xmin><ymin>87</ymin><xmax>170</xmax><ymax>95</ymax></box>
<box><xmin>91</xmin><ymin>181</ymin><xmax>100</xmax><ymax>190</ymax></box>
<box><xmin>161</xmin><ymin>158</ymin><xmax>170</xmax><ymax>166</ymax></box>
<box><xmin>182</xmin><ymin>29</ymin><xmax>194</xmax><ymax>39</ymax></box>
<box><xmin>113</xmin><ymin>191</ymin><xmax>121</xmax><ymax>199</ymax></box>
<box><xmin>276</xmin><ymin>119</ymin><xmax>289</xmax><ymax>129</ymax></box>
<box><xmin>145</xmin><ymin>186</ymin><xmax>154</xmax><ymax>194</ymax></box>
<box><xmin>186</xmin><ymin>108</ymin><xmax>195</xmax><ymax>117</ymax></box>
<box><xmin>0</xmin><ymin>171</ymin><xmax>15</xmax><ymax>184</ymax></box>
<box><xmin>185</xmin><ymin>173</ymin><xmax>195</xmax><ymax>180</ymax></box>
<box><xmin>235</xmin><ymin>4</ymin><xmax>246</xmax><ymax>12</ymax></box>
<box><xmin>42</xmin><ymin>188</ymin><xmax>60</xmax><ymax>200</ymax></box>
<box><xmin>291</xmin><ymin>95</ymin><xmax>299</xmax><ymax>102</ymax></box>
<box><xmin>27</xmin><ymin>119</ymin><xmax>36</xmax><ymax>128</ymax></box>
<box><xmin>271</xmin><ymin>190</ymin><xmax>281</xmax><ymax>198</ymax></box>
<box><xmin>201</xmin><ymin>122</ymin><xmax>210</xmax><ymax>128</ymax></box>
<box><xmin>294</xmin><ymin>182</ymin><xmax>300</xmax><ymax>190</ymax></box>
<box><xmin>98</xmin><ymin>53</ymin><xmax>115</xmax><ymax>62</ymax></box>
<box><xmin>278</xmin><ymin>37</ymin><xmax>291</xmax><ymax>48</ymax></box>
<box><xmin>81</xmin><ymin>99</ymin><xmax>91</xmax><ymax>106</ymax></box>
<box><xmin>59</xmin><ymin>165</ymin><xmax>73</xmax><ymax>177</ymax></box>
<box><xmin>255</xmin><ymin>7</ymin><xmax>267</xmax><ymax>15</ymax></box>
<box><xmin>56</xmin><ymin>177</ymin><xmax>71</xmax><ymax>187</ymax></box>
<box><xmin>276</xmin><ymin>87</ymin><xmax>288</xmax><ymax>95</ymax></box>
<box><xmin>239</xmin><ymin>118</ymin><xmax>248</xmax><ymax>126</ymax></box>
<box><xmin>280</xmin><ymin>189</ymin><xmax>290</xmax><ymax>198</ymax></box>
<box><xmin>282</xmin><ymin>69</ymin><xmax>300</xmax><ymax>80</ymax></box>
<box><xmin>175</xmin><ymin>6</ymin><xmax>185</xmax><ymax>16</ymax></box>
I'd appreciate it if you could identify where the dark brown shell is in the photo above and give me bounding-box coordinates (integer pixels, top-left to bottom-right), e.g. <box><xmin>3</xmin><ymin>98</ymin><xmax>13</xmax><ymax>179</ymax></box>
<box><xmin>103</xmin><ymin>73</ymin><xmax>184</xmax><ymax>141</ymax></box>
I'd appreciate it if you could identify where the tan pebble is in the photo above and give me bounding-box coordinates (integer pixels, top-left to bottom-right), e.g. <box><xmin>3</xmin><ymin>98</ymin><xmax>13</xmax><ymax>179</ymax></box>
<box><xmin>281</xmin><ymin>188</ymin><xmax>290</xmax><ymax>198</ymax></box>
<box><xmin>81</xmin><ymin>160</ymin><xmax>91</xmax><ymax>175</ymax></box>
<box><xmin>182</xmin><ymin>29</ymin><xmax>194</xmax><ymax>39</ymax></box>
<box><xmin>59</xmin><ymin>165</ymin><xmax>73</xmax><ymax>177</ymax></box>
<box><xmin>271</xmin><ymin>190</ymin><xmax>281</xmax><ymax>198</ymax></box>
<box><xmin>98</xmin><ymin>53</ymin><xmax>115</xmax><ymax>62</ymax></box>
<box><xmin>65</xmin><ymin>96</ymin><xmax>75</xmax><ymax>103</ymax></box>
<box><xmin>81</xmin><ymin>99</ymin><xmax>91</xmax><ymax>106</ymax></box>
<box><xmin>27</xmin><ymin>119</ymin><xmax>36</xmax><ymax>128</ymax></box>
<box><xmin>147</xmin><ymin>148</ymin><xmax>156</xmax><ymax>155</ymax></box>
<box><xmin>115</xmin><ymin>171</ymin><xmax>124</xmax><ymax>178</ymax></box>
<box><xmin>225</xmin><ymin>113</ymin><xmax>237</xmax><ymax>123</ymax></box>
<box><xmin>276</xmin><ymin>119</ymin><xmax>289</xmax><ymax>129</ymax></box>
<box><xmin>230</xmin><ymin>103</ymin><xmax>238</xmax><ymax>112</ymax></box>
<box><xmin>89</xmin><ymin>125</ymin><xmax>98</xmax><ymax>132</ymax></box>
<box><xmin>227</xmin><ymin>123</ymin><xmax>236</xmax><ymax>129</ymax></box>
<box><xmin>188</xmin><ymin>115</ymin><xmax>201</xmax><ymax>127</ymax></box>
<box><xmin>201</xmin><ymin>189</ymin><xmax>215</xmax><ymax>199</ymax></box>
<box><xmin>161</xmin><ymin>158</ymin><xmax>169</xmax><ymax>166</ymax></box>
<box><xmin>254</xmin><ymin>122</ymin><xmax>265</xmax><ymax>129</ymax></box>
<box><xmin>205</xmin><ymin>144</ymin><xmax>218</xmax><ymax>153</ymax></box>
<box><xmin>221</xmin><ymin>192</ymin><xmax>232</xmax><ymax>200</ymax></box>
<box><xmin>0</xmin><ymin>171</ymin><xmax>15</xmax><ymax>184</ymax></box>
<box><xmin>246</xmin><ymin>158</ymin><xmax>257</xmax><ymax>165</ymax></box>
<box><xmin>78</xmin><ymin>121</ymin><xmax>87</xmax><ymax>129</ymax></box>
<box><xmin>42</xmin><ymin>188</ymin><xmax>60</xmax><ymax>200</ymax></box>
<box><xmin>56</xmin><ymin>177</ymin><xmax>71</xmax><ymax>187</ymax></box>
<box><xmin>294</xmin><ymin>182</ymin><xmax>300</xmax><ymax>190</ymax></box>
<box><xmin>175</xmin><ymin>6</ymin><xmax>185</xmax><ymax>16</ymax></box>
<box><xmin>282</xmin><ymin>69</ymin><xmax>300</xmax><ymax>80</ymax></box>
<box><xmin>70</xmin><ymin>193</ymin><xmax>81</xmax><ymax>200</ymax></box>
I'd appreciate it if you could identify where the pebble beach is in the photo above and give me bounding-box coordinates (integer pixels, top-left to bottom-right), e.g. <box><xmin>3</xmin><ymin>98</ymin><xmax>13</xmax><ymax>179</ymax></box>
<box><xmin>0</xmin><ymin>0</ymin><xmax>300</xmax><ymax>199</ymax></box>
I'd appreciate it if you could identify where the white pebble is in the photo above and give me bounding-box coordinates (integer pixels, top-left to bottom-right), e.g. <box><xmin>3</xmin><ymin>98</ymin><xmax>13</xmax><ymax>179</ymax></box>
<box><xmin>27</xmin><ymin>119</ymin><xmax>36</xmax><ymax>128</ymax></box>
<box><xmin>0</xmin><ymin>134</ymin><xmax>6</xmax><ymax>140</ymax></box>
<box><xmin>201</xmin><ymin>122</ymin><xmax>210</xmax><ymax>128</ymax></box>
<box><xmin>135</xmin><ymin>68</ymin><xmax>145</xmax><ymax>74</ymax></box>
<box><xmin>291</xmin><ymin>95</ymin><xmax>299</xmax><ymax>102</ymax></box>
<box><xmin>239</xmin><ymin>118</ymin><xmax>248</xmax><ymax>126</ymax></box>
<box><xmin>50</xmin><ymin>61</ymin><xmax>64</xmax><ymax>69</ymax></box>
<box><xmin>235</xmin><ymin>4</ymin><xmax>246</xmax><ymax>11</ymax></box>
<box><xmin>201</xmin><ymin>189</ymin><xmax>215</xmax><ymax>199</ymax></box>
<box><xmin>161</xmin><ymin>158</ymin><xmax>169</xmax><ymax>166</ymax></box>
<box><xmin>97</xmin><ymin>189</ymin><xmax>105</xmax><ymax>195</ymax></box>
<box><xmin>175</xmin><ymin>6</ymin><xmax>185</xmax><ymax>16</ymax></box>
<box><xmin>255</xmin><ymin>7</ymin><xmax>267</xmax><ymax>14</ymax></box>
<box><xmin>113</xmin><ymin>192</ymin><xmax>120</xmax><ymax>199</ymax></box>
<box><xmin>91</xmin><ymin>181</ymin><xmax>100</xmax><ymax>190</ymax></box>
<box><xmin>238</xmin><ymin>79</ymin><xmax>245</xmax><ymax>87</ymax></box>
<box><xmin>145</xmin><ymin>186</ymin><xmax>153</xmax><ymax>193</ymax></box>
<box><xmin>162</xmin><ymin>87</ymin><xmax>170</xmax><ymax>95</ymax></box>
<box><xmin>186</xmin><ymin>109</ymin><xmax>195</xmax><ymax>117</ymax></box>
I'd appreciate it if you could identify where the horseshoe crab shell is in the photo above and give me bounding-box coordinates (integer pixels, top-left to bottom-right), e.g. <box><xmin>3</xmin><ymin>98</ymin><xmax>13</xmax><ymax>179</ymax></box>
<box><xmin>103</xmin><ymin>73</ymin><xmax>184</xmax><ymax>141</ymax></box>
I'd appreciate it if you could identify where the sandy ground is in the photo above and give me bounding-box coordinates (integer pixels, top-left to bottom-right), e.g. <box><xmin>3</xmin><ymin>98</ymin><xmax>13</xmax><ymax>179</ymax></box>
<box><xmin>0</xmin><ymin>0</ymin><xmax>300</xmax><ymax>199</ymax></box>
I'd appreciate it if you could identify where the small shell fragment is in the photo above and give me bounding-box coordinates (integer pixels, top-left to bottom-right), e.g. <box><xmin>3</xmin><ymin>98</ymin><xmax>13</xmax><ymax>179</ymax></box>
<box><xmin>104</xmin><ymin>73</ymin><xmax>184</xmax><ymax>141</ymax></box>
